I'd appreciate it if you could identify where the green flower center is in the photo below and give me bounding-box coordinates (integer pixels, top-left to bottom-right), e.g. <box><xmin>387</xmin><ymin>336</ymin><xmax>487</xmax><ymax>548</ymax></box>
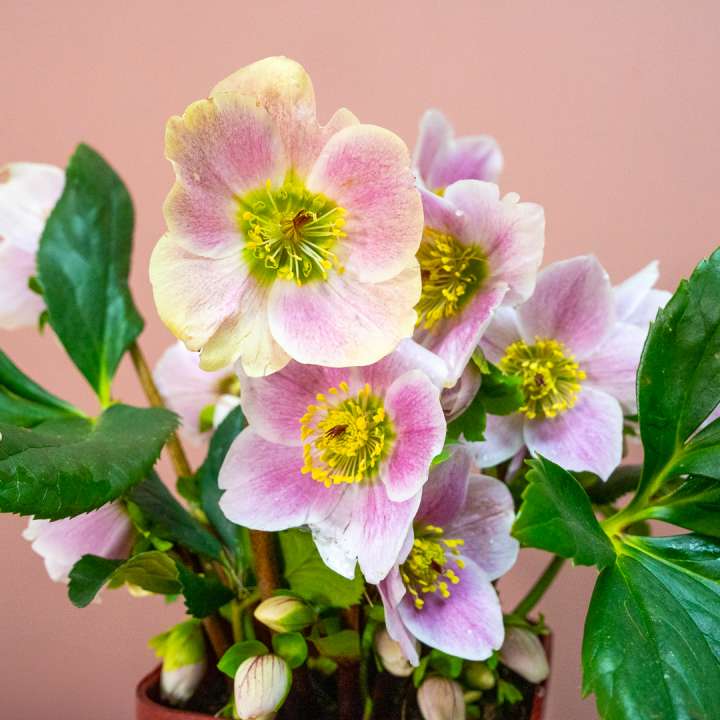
<box><xmin>416</xmin><ymin>228</ymin><xmax>488</xmax><ymax>329</ymax></box>
<box><xmin>300</xmin><ymin>381</ymin><xmax>394</xmax><ymax>487</ymax></box>
<box><xmin>401</xmin><ymin>524</ymin><xmax>465</xmax><ymax>610</ymax></box>
<box><xmin>237</xmin><ymin>174</ymin><xmax>346</xmax><ymax>286</ymax></box>
<box><xmin>499</xmin><ymin>337</ymin><xmax>586</xmax><ymax>420</ymax></box>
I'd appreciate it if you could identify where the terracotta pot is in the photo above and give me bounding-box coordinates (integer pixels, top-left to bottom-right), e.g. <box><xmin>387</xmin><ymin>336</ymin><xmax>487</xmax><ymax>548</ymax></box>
<box><xmin>137</xmin><ymin>635</ymin><xmax>552</xmax><ymax>719</ymax></box>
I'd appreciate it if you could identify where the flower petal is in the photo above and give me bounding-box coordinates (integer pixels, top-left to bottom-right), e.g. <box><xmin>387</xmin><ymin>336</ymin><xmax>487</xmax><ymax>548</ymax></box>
<box><xmin>479</xmin><ymin>306</ymin><xmax>522</xmax><ymax>364</ymax></box>
<box><xmin>463</xmin><ymin>413</ymin><xmax>525</xmax><ymax>469</ymax></box>
<box><xmin>445</xmin><ymin>474</ymin><xmax>518</xmax><ymax>580</ymax></box>
<box><xmin>268</xmin><ymin>264</ymin><xmax>420</xmax><ymax>369</ymax></box>
<box><xmin>398</xmin><ymin>559</ymin><xmax>504</xmax><ymax>661</ymax></box>
<box><xmin>238</xmin><ymin>362</ymin><xmax>347</xmax><ymax>447</ymax></box>
<box><xmin>381</xmin><ymin>370</ymin><xmax>446</xmax><ymax>502</ymax></box>
<box><xmin>413</xmin><ymin>109</ymin><xmax>452</xmax><ymax>187</ymax></box>
<box><xmin>583</xmin><ymin>322</ymin><xmax>646</xmax><ymax>412</ymax></box>
<box><xmin>379</xmin><ymin>568</ymin><xmax>420</xmax><ymax>666</ymax></box>
<box><xmin>523</xmin><ymin>387</ymin><xmax>623</xmax><ymax>480</ymax></box>
<box><xmin>307</xmin><ymin>124</ymin><xmax>423</xmax><ymax>284</ymax></box>
<box><xmin>416</xmin><ymin>446</ymin><xmax>471</xmax><ymax>528</ymax></box>
<box><xmin>0</xmin><ymin>242</ymin><xmax>44</xmax><ymax>330</ymax></box>
<box><xmin>517</xmin><ymin>256</ymin><xmax>614</xmax><ymax>359</ymax></box>
<box><xmin>614</xmin><ymin>261</ymin><xmax>659</xmax><ymax>322</ymax></box>
<box><xmin>218</xmin><ymin>429</ymin><xmax>341</xmax><ymax>531</ymax></box>
<box><xmin>626</xmin><ymin>288</ymin><xmax>671</xmax><ymax>328</ymax></box>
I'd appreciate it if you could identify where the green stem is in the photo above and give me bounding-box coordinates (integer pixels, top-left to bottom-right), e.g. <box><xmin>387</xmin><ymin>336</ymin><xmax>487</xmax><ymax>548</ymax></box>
<box><xmin>513</xmin><ymin>555</ymin><xmax>565</xmax><ymax>617</ymax></box>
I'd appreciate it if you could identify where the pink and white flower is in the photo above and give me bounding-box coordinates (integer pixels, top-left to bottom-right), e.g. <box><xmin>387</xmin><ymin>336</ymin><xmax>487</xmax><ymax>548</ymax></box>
<box><xmin>218</xmin><ymin>340</ymin><xmax>447</xmax><ymax>583</ymax></box>
<box><xmin>154</xmin><ymin>341</ymin><xmax>241</xmax><ymax>444</ymax></box>
<box><xmin>379</xmin><ymin>446</ymin><xmax>518</xmax><ymax>664</ymax></box>
<box><xmin>23</xmin><ymin>502</ymin><xmax>134</xmax><ymax>583</ymax></box>
<box><xmin>0</xmin><ymin>162</ymin><xmax>64</xmax><ymax>329</ymax></box>
<box><xmin>414</xmin><ymin>110</ymin><xmax>503</xmax><ymax>196</ymax></box>
<box><xmin>471</xmin><ymin>256</ymin><xmax>648</xmax><ymax>479</ymax></box>
<box><xmin>614</xmin><ymin>260</ymin><xmax>671</xmax><ymax>330</ymax></box>
<box><xmin>413</xmin><ymin>180</ymin><xmax>544</xmax><ymax>384</ymax></box>
<box><xmin>150</xmin><ymin>56</ymin><xmax>423</xmax><ymax>377</ymax></box>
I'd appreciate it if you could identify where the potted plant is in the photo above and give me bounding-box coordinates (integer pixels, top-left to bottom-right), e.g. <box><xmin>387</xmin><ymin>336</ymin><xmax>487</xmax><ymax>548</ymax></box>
<box><xmin>3</xmin><ymin>56</ymin><xmax>720</xmax><ymax>720</ymax></box>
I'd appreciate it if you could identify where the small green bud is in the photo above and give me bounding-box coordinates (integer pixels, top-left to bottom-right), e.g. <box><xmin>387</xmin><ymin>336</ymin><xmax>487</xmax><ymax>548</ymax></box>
<box><xmin>272</xmin><ymin>632</ymin><xmax>308</xmax><ymax>669</ymax></box>
<box><xmin>463</xmin><ymin>661</ymin><xmax>496</xmax><ymax>690</ymax></box>
<box><xmin>254</xmin><ymin>595</ymin><xmax>316</xmax><ymax>633</ymax></box>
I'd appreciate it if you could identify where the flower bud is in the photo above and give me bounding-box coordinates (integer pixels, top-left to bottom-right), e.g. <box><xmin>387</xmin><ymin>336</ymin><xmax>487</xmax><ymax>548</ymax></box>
<box><xmin>149</xmin><ymin>620</ymin><xmax>206</xmax><ymax>705</ymax></box>
<box><xmin>500</xmin><ymin>627</ymin><xmax>549</xmax><ymax>684</ymax></box>
<box><xmin>374</xmin><ymin>628</ymin><xmax>417</xmax><ymax>677</ymax></box>
<box><xmin>235</xmin><ymin>654</ymin><xmax>292</xmax><ymax>720</ymax></box>
<box><xmin>417</xmin><ymin>677</ymin><xmax>466</xmax><ymax>720</ymax></box>
<box><xmin>463</xmin><ymin>661</ymin><xmax>495</xmax><ymax>690</ymax></box>
<box><xmin>254</xmin><ymin>595</ymin><xmax>316</xmax><ymax>633</ymax></box>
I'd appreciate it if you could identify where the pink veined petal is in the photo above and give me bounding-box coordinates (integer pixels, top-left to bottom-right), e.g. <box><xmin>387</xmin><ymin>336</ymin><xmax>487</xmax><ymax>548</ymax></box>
<box><xmin>379</xmin><ymin>567</ymin><xmax>420</xmax><ymax>666</ymax></box>
<box><xmin>416</xmin><ymin>445</ymin><xmax>471</xmax><ymax>528</ymax></box>
<box><xmin>307</xmin><ymin>124</ymin><xmax>423</xmax><ymax>284</ymax></box>
<box><xmin>154</xmin><ymin>342</ymin><xmax>231</xmax><ymax>444</ymax></box>
<box><xmin>211</xmin><ymin>56</ymin><xmax>359</xmax><ymax>176</ymax></box>
<box><xmin>479</xmin><ymin>306</ymin><xmax>523</xmax><ymax>364</ymax></box>
<box><xmin>583</xmin><ymin>322</ymin><xmax>646</xmax><ymax>412</ymax></box>
<box><xmin>614</xmin><ymin>261</ymin><xmax>660</xmax><ymax>322</ymax></box>
<box><xmin>426</xmin><ymin>134</ymin><xmax>503</xmax><ymax>190</ymax></box>
<box><xmin>463</xmin><ymin>413</ymin><xmax>525</xmax><ymax>470</ymax></box>
<box><xmin>361</xmin><ymin>338</ymin><xmax>449</xmax><ymax>394</ymax></box>
<box><xmin>0</xmin><ymin>242</ymin><xmax>44</xmax><ymax>330</ymax></box>
<box><xmin>517</xmin><ymin>256</ymin><xmax>615</xmax><ymax>360</ymax></box>
<box><xmin>444</xmin><ymin>474</ymin><xmax>519</xmax><ymax>581</ymax></box>
<box><xmin>523</xmin><ymin>387</ymin><xmax>623</xmax><ymax>480</ymax></box>
<box><xmin>416</xmin><ymin>282</ymin><xmax>509</xmax><ymax>385</ymax></box>
<box><xmin>413</xmin><ymin>109</ymin><xmax>452</xmax><ymax>187</ymax></box>
<box><xmin>310</xmin><ymin>483</ymin><xmax>421</xmax><ymax>584</ymax></box>
<box><xmin>267</xmin><ymin>263</ymin><xmax>420</xmax><ymax>369</ymax></box>
<box><xmin>219</xmin><ymin>429</ymin><xmax>343</xmax><ymax>531</ymax></box>
<box><xmin>381</xmin><ymin>370</ymin><xmax>446</xmax><ymax>503</ymax></box>
<box><xmin>237</xmin><ymin>362</ymin><xmax>348</xmax><ymax>447</ymax></box>
<box><xmin>164</xmin><ymin>92</ymin><xmax>285</xmax><ymax>257</ymax></box>
<box><xmin>398</xmin><ymin>558</ymin><xmax>504</xmax><ymax>661</ymax></box>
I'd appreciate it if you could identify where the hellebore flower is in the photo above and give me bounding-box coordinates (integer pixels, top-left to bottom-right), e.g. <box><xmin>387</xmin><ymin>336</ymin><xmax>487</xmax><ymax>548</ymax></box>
<box><xmin>0</xmin><ymin>162</ymin><xmax>64</xmax><ymax>329</ymax></box>
<box><xmin>379</xmin><ymin>446</ymin><xmax>518</xmax><ymax>664</ymax></box>
<box><xmin>472</xmin><ymin>256</ymin><xmax>645</xmax><ymax>479</ymax></box>
<box><xmin>235</xmin><ymin>654</ymin><xmax>291</xmax><ymax>720</ymax></box>
<box><xmin>413</xmin><ymin>180</ymin><xmax>545</xmax><ymax>385</ymax></box>
<box><xmin>417</xmin><ymin>676</ymin><xmax>466</xmax><ymax>720</ymax></box>
<box><xmin>500</xmin><ymin>627</ymin><xmax>549</xmax><ymax>684</ymax></box>
<box><xmin>23</xmin><ymin>502</ymin><xmax>134</xmax><ymax>583</ymax></box>
<box><xmin>374</xmin><ymin>627</ymin><xmax>418</xmax><ymax>677</ymax></box>
<box><xmin>149</xmin><ymin>620</ymin><xmax>207</xmax><ymax>706</ymax></box>
<box><xmin>150</xmin><ymin>56</ymin><xmax>423</xmax><ymax>377</ymax></box>
<box><xmin>154</xmin><ymin>341</ymin><xmax>241</xmax><ymax>443</ymax></box>
<box><xmin>614</xmin><ymin>260</ymin><xmax>671</xmax><ymax>330</ymax></box>
<box><xmin>414</xmin><ymin>109</ymin><xmax>503</xmax><ymax>196</ymax></box>
<box><xmin>218</xmin><ymin>340</ymin><xmax>447</xmax><ymax>583</ymax></box>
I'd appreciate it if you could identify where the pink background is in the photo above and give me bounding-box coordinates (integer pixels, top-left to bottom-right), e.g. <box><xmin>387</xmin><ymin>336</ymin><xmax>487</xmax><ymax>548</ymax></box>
<box><xmin>2</xmin><ymin>1</ymin><xmax>719</xmax><ymax>718</ymax></box>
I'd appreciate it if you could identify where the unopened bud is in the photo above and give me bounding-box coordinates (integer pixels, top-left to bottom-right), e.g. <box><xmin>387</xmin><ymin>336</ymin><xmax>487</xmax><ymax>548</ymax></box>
<box><xmin>254</xmin><ymin>595</ymin><xmax>316</xmax><ymax>633</ymax></box>
<box><xmin>500</xmin><ymin>627</ymin><xmax>549</xmax><ymax>684</ymax></box>
<box><xmin>463</xmin><ymin>661</ymin><xmax>495</xmax><ymax>690</ymax></box>
<box><xmin>149</xmin><ymin>620</ymin><xmax>206</xmax><ymax>705</ymax></box>
<box><xmin>417</xmin><ymin>677</ymin><xmax>466</xmax><ymax>720</ymax></box>
<box><xmin>235</xmin><ymin>654</ymin><xmax>292</xmax><ymax>720</ymax></box>
<box><xmin>374</xmin><ymin>628</ymin><xmax>417</xmax><ymax>677</ymax></box>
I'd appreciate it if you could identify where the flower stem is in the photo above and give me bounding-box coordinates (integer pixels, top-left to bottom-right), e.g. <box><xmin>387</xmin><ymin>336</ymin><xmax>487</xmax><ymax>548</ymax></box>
<box><xmin>249</xmin><ymin>530</ymin><xmax>280</xmax><ymax>598</ymax></box>
<box><xmin>513</xmin><ymin>555</ymin><xmax>565</xmax><ymax>618</ymax></box>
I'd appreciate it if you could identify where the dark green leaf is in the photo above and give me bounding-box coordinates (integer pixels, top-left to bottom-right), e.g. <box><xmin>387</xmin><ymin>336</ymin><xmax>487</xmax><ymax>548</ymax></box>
<box><xmin>512</xmin><ymin>457</ymin><xmax>615</xmax><ymax>569</ymax></box>
<box><xmin>0</xmin><ymin>349</ymin><xmax>82</xmax><ymax>427</ymax></box>
<box><xmin>446</xmin><ymin>391</ymin><xmax>486</xmax><ymax>442</ymax></box>
<box><xmin>0</xmin><ymin>404</ymin><xmax>177</xmax><ymax>519</ymax></box>
<box><xmin>583</xmin><ymin>534</ymin><xmax>720</xmax><ymax>720</ymax></box>
<box><xmin>644</xmin><ymin>475</ymin><xmax>720</xmax><ymax>537</ymax></box>
<box><xmin>310</xmin><ymin>629</ymin><xmax>360</xmax><ymax>660</ymax></box>
<box><xmin>429</xmin><ymin>649</ymin><xmax>463</xmax><ymax>679</ymax></box>
<box><xmin>198</xmin><ymin>406</ymin><xmax>247</xmax><ymax>556</ymax></box>
<box><xmin>37</xmin><ymin>144</ymin><xmax>143</xmax><ymax>401</ymax></box>
<box><xmin>129</xmin><ymin>472</ymin><xmax>222</xmax><ymax>559</ymax></box>
<box><xmin>175</xmin><ymin>562</ymin><xmax>234</xmax><ymax>618</ymax></box>
<box><xmin>218</xmin><ymin>641</ymin><xmax>268</xmax><ymax>678</ymax></box>
<box><xmin>637</xmin><ymin>248</ymin><xmax>720</xmax><ymax>491</ymax></box>
<box><xmin>477</xmin><ymin>363</ymin><xmax>525</xmax><ymax>416</ymax></box>
<box><xmin>279</xmin><ymin>529</ymin><xmax>364</xmax><ymax>608</ymax></box>
<box><xmin>68</xmin><ymin>554</ymin><xmax>124</xmax><ymax>607</ymax></box>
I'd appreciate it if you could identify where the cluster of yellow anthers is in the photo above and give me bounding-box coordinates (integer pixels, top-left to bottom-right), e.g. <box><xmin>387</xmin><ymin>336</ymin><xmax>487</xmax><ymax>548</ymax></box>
<box><xmin>415</xmin><ymin>228</ymin><xmax>488</xmax><ymax>330</ymax></box>
<box><xmin>500</xmin><ymin>337</ymin><xmax>586</xmax><ymax>420</ymax></box>
<box><xmin>401</xmin><ymin>525</ymin><xmax>465</xmax><ymax>610</ymax></box>
<box><xmin>238</xmin><ymin>177</ymin><xmax>347</xmax><ymax>286</ymax></box>
<box><xmin>300</xmin><ymin>382</ymin><xmax>394</xmax><ymax>488</ymax></box>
